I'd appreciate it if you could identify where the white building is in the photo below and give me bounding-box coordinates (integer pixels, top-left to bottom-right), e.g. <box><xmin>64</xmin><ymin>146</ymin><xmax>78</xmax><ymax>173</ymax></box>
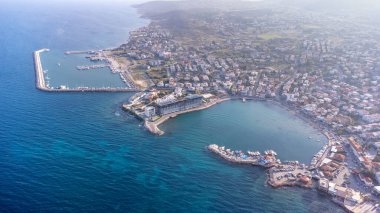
<box><xmin>145</xmin><ymin>106</ymin><xmax>156</xmax><ymax>118</ymax></box>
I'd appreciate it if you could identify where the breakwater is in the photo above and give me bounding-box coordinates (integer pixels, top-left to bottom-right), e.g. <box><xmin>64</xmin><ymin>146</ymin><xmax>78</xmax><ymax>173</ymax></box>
<box><xmin>208</xmin><ymin>144</ymin><xmax>278</xmax><ymax>167</ymax></box>
<box><xmin>33</xmin><ymin>48</ymin><xmax>50</xmax><ymax>91</ymax></box>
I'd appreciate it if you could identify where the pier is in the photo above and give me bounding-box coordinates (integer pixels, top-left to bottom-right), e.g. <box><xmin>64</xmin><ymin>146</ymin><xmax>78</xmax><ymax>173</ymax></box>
<box><xmin>33</xmin><ymin>49</ymin><xmax>141</xmax><ymax>93</ymax></box>
<box><xmin>207</xmin><ymin>144</ymin><xmax>279</xmax><ymax>167</ymax></box>
<box><xmin>64</xmin><ymin>50</ymin><xmax>95</xmax><ymax>55</ymax></box>
<box><xmin>76</xmin><ymin>64</ymin><xmax>109</xmax><ymax>71</ymax></box>
<box><xmin>208</xmin><ymin>144</ymin><xmax>314</xmax><ymax>188</ymax></box>
<box><xmin>34</xmin><ymin>48</ymin><xmax>50</xmax><ymax>91</ymax></box>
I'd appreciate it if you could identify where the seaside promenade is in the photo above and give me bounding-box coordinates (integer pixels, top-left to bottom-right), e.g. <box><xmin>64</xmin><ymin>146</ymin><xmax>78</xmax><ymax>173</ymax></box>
<box><xmin>33</xmin><ymin>49</ymin><xmax>140</xmax><ymax>93</ymax></box>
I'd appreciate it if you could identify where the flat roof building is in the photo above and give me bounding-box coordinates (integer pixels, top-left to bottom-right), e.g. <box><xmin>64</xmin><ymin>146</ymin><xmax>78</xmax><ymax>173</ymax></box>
<box><xmin>155</xmin><ymin>95</ymin><xmax>203</xmax><ymax>116</ymax></box>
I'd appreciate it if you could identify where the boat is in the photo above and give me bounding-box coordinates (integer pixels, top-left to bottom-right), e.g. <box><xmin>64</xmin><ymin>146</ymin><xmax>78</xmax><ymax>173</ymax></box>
<box><xmin>242</xmin><ymin>97</ymin><xmax>246</xmax><ymax>102</ymax></box>
<box><xmin>57</xmin><ymin>63</ymin><xmax>61</xmax><ymax>66</ymax></box>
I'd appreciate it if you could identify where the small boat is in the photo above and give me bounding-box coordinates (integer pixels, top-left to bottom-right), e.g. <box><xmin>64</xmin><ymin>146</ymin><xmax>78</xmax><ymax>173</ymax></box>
<box><xmin>242</xmin><ymin>97</ymin><xmax>246</xmax><ymax>102</ymax></box>
<box><xmin>57</xmin><ymin>63</ymin><xmax>61</xmax><ymax>66</ymax></box>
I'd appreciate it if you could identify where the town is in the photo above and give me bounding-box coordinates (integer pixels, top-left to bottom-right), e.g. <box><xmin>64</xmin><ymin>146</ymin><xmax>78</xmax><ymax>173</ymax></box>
<box><xmin>86</xmin><ymin>2</ymin><xmax>380</xmax><ymax>212</ymax></box>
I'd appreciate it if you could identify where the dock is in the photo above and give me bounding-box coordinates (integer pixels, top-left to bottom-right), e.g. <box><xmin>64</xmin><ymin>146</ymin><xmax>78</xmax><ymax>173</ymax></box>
<box><xmin>207</xmin><ymin>144</ymin><xmax>279</xmax><ymax>167</ymax></box>
<box><xmin>208</xmin><ymin>144</ymin><xmax>314</xmax><ymax>188</ymax></box>
<box><xmin>33</xmin><ymin>48</ymin><xmax>141</xmax><ymax>93</ymax></box>
<box><xmin>64</xmin><ymin>50</ymin><xmax>95</xmax><ymax>55</ymax></box>
<box><xmin>76</xmin><ymin>64</ymin><xmax>109</xmax><ymax>71</ymax></box>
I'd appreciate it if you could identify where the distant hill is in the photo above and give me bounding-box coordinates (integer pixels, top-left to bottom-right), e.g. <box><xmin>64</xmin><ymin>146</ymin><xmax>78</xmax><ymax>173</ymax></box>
<box><xmin>281</xmin><ymin>0</ymin><xmax>380</xmax><ymax>12</ymax></box>
<box><xmin>134</xmin><ymin>0</ymin><xmax>264</xmax><ymax>17</ymax></box>
<box><xmin>281</xmin><ymin>0</ymin><xmax>380</xmax><ymax>25</ymax></box>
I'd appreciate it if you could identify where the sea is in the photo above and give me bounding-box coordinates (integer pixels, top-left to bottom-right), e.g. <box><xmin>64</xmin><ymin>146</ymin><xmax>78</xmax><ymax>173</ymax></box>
<box><xmin>0</xmin><ymin>1</ymin><xmax>345</xmax><ymax>212</ymax></box>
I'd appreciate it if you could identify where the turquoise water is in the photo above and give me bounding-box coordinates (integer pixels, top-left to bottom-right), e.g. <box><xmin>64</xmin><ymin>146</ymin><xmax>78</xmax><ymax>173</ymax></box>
<box><xmin>0</xmin><ymin>1</ymin><xmax>344</xmax><ymax>212</ymax></box>
<box><xmin>161</xmin><ymin>101</ymin><xmax>326</xmax><ymax>163</ymax></box>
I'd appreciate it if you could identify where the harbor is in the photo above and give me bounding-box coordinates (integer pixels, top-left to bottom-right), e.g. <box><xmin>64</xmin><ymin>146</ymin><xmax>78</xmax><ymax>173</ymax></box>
<box><xmin>33</xmin><ymin>49</ymin><xmax>140</xmax><ymax>92</ymax></box>
<box><xmin>207</xmin><ymin>144</ymin><xmax>279</xmax><ymax>167</ymax></box>
<box><xmin>208</xmin><ymin>139</ymin><xmax>379</xmax><ymax>212</ymax></box>
<box><xmin>208</xmin><ymin>144</ymin><xmax>314</xmax><ymax>188</ymax></box>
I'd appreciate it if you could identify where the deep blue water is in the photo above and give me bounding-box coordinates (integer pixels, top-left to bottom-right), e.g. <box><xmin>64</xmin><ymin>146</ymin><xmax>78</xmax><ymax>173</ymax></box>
<box><xmin>0</xmin><ymin>1</ymin><xmax>345</xmax><ymax>212</ymax></box>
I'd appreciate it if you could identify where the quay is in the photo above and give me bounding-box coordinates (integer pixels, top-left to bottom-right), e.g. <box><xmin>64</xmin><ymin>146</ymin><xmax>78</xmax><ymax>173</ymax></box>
<box><xmin>76</xmin><ymin>64</ymin><xmax>109</xmax><ymax>71</ymax></box>
<box><xmin>208</xmin><ymin>142</ymin><xmax>379</xmax><ymax>212</ymax></box>
<box><xmin>207</xmin><ymin>144</ymin><xmax>278</xmax><ymax>167</ymax></box>
<box><xmin>64</xmin><ymin>50</ymin><xmax>95</xmax><ymax>55</ymax></box>
<box><xmin>33</xmin><ymin>49</ymin><xmax>141</xmax><ymax>93</ymax></box>
<box><xmin>209</xmin><ymin>144</ymin><xmax>318</xmax><ymax>188</ymax></box>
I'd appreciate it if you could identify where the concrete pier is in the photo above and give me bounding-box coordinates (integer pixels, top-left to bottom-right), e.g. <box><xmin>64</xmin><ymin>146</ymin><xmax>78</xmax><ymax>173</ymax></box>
<box><xmin>33</xmin><ymin>49</ymin><xmax>141</xmax><ymax>93</ymax></box>
<box><xmin>34</xmin><ymin>48</ymin><xmax>50</xmax><ymax>91</ymax></box>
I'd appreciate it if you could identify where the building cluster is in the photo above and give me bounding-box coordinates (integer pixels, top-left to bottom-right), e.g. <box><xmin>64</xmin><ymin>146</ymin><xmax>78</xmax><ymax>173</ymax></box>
<box><xmin>124</xmin><ymin>88</ymin><xmax>213</xmax><ymax>121</ymax></box>
<box><xmin>116</xmin><ymin>6</ymin><xmax>380</xmax><ymax>210</ymax></box>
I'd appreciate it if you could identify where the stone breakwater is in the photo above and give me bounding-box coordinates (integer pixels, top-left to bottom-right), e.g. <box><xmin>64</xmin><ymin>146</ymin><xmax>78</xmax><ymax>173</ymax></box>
<box><xmin>208</xmin><ymin>144</ymin><xmax>314</xmax><ymax>189</ymax></box>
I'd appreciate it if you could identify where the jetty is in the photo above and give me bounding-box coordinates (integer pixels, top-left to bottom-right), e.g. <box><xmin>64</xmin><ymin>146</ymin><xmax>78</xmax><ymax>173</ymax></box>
<box><xmin>208</xmin><ymin>144</ymin><xmax>314</xmax><ymax>188</ymax></box>
<box><xmin>33</xmin><ymin>49</ymin><xmax>141</xmax><ymax>93</ymax></box>
<box><xmin>64</xmin><ymin>50</ymin><xmax>95</xmax><ymax>55</ymax></box>
<box><xmin>207</xmin><ymin>144</ymin><xmax>279</xmax><ymax>167</ymax></box>
<box><xmin>76</xmin><ymin>64</ymin><xmax>109</xmax><ymax>71</ymax></box>
<box><xmin>34</xmin><ymin>48</ymin><xmax>50</xmax><ymax>91</ymax></box>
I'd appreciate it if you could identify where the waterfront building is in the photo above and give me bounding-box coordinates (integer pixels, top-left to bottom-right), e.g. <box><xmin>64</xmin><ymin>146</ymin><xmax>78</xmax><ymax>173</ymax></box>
<box><xmin>318</xmin><ymin>178</ymin><xmax>329</xmax><ymax>192</ymax></box>
<box><xmin>155</xmin><ymin>95</ymin><xmax>203</xmax><ymax>116</ymax></box>
<box><xmin>145</xmin><ymin>106</ymin><xmax>156</xmax><ymax>118</ymax></box>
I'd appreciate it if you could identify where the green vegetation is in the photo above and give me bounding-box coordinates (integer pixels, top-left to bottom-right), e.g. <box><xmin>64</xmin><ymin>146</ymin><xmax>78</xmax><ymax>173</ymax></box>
<box><xmin>147</xmin><ymin>69</ymin><xmax>167</xmax><ymax>79</ymax></box>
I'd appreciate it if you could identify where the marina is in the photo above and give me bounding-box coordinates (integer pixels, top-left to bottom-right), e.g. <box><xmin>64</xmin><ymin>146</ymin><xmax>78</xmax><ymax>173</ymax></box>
<box><xmin>207</xmin><ymin>144</ymin><xmax>313</xmax><ymax>188</ymax></box>
<box><xmin>207</xmin><ymin>144</ymin><xmax>279</xmax><ymax>167</ymax></box>
<box><xmin>33</xmin><ymin>49</ymin><xmax>140</xmax><ymax>92</ymax></box>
